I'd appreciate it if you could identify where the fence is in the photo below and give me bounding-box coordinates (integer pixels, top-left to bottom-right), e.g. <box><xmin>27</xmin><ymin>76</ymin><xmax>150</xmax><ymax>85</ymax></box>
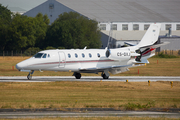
<box><xmin>0</xmin><ymin>50</ymin><xmax>39</xmax><ymax>57</ymax></box>
<box><xmin>156</xmin><ymin>50</ymin><xmax>180</xmax><ymax>56</ymax></box>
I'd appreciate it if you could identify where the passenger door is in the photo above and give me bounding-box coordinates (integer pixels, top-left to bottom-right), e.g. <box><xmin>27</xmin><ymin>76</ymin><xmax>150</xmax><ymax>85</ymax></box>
<box><xmin>58</xmin><ymin>52</ymin><xmax>66</xmax><ymax>68</ymax></box>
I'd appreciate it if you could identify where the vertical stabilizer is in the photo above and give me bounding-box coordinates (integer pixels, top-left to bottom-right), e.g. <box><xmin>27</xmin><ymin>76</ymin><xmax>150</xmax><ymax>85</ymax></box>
<box><xmin>137</xmin><ymin>23</ymin><xmax>161</xmax><ymax>48</ymax></box>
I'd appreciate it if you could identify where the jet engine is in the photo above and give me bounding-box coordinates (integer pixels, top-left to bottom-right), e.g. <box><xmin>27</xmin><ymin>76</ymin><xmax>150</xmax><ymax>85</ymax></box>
<box><xmin>106</xmin><ymin>49</ymin><xmax>142</xmax><ymax>61</ymax></box>
<box><xmin>106</xmin><ymin>49</ymin><xmax>131</xmax><ymax>60</ymax></box>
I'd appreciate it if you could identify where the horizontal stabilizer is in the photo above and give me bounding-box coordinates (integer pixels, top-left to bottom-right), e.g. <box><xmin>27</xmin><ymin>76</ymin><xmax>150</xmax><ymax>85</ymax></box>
<box><xmin>140</xmin><ymin>41</ymin><xmax>170</xmax><ymax>49</ymax></box>
<box><xmin>124</xmin><ymin>42</ymin><xmax>136</xmax><ymax>46</ymax></box>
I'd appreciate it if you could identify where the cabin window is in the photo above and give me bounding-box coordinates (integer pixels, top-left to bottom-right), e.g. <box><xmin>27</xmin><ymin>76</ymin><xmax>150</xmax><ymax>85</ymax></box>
<box><xmin>97</xmin><ymin>53</ymin><xmax>100</xmax><ymax>57</ymax></box>
<box><xmin>89</xmin><ymin>53</ymin><xmax>92</xmax><ymax>58</ymax></box>
<box><xmin>42</xmin><ymin>54</ymin><xmax>47</xmax><ymax>58</ymax></box>
<box><xmin>68</xmin><ymin>54</ymin><xmax>71</xmax><ymax>58</ymax></box>
<box><xmin>33</xmin><ymin>53</ymin><xmax>43</xmax><ymax>58</ymax></box>
<box><xmin>48</xmin><ymin>54</ymin><xmax>50</xmax><ymax>58</ymax></box>
<box><xmin>75</xmin><ymin>53</ymin><xmax>78</xmax><ymax>58</ymax></box>
<box><xmin>82</xmin><ymin>53</ymin><xmax>85</xmax><ymax>58</ymax></box>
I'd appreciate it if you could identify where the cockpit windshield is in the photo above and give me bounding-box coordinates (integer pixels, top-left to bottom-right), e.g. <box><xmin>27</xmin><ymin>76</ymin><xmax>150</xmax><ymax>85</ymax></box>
<box><xmin>33</xmin><ymin>53</ymin><xmax>44</xmax><ymax>58</ymax></box>
<box><xmin>33</xmin><ymin>53</ymin><xmax>50</xmax><ymax>58</ymax></box>
<box><xmin>42</xmin><ymin>54</ymin><xmax>47</xmax><ymax>58</ymax></box>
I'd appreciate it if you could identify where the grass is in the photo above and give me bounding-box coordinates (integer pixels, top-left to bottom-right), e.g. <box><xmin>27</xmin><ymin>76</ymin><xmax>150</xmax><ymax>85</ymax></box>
<box><xmin>0</xmin><ymin>117</ymin><xmax>179</xmax><ymax>120</ymax></box>
<box><xmin>0</xmin><ymin>56</ymin><xmax>180</xmax><ymax>119</ymax></box>
<box><xmin>153</xmin><ymin>52</ymin><xmax>178</xmax><ymax>58</ymax></box>
<box><xmin>0</xmin><ymin>81</ymin><xmax>179</xmax><ymax>109</ymax></box>
<box><xmin>123</xmin><ymin>57</ymin><xmax>180</xmax><ymax>76</ymax></box>
<box><xmin>123</xmin><ymin>101</ymin><xmax>155</xmax><ymax>110</ymax></box>
<box><xmin>0</xmin><ymin>56</ymin><xmax>180</xmax><ymax>76</ymax></box>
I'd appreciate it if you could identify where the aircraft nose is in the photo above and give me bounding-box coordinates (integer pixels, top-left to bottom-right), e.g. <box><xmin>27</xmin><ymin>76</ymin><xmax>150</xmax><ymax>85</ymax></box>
<box><xmin>16</xmin><ymin>62</ymin><xmax>27</xmax><ymax>70</ymax></box>
<box><xmin>16</xmin><ymin>63</ymin><xmax>22</xmax><ymax>70</ymax></box>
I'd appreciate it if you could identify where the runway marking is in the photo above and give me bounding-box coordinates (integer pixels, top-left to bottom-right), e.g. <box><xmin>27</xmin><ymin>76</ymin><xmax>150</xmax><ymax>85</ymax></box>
<box><xmin>0</xmin><ymin>76</ymin><xmax>180</xmax><ymax>82</ymax></box>
<box><xmin>0</xmin><ymin>111</ymin><xmax>179</xmax><ymax>118</ymax></box>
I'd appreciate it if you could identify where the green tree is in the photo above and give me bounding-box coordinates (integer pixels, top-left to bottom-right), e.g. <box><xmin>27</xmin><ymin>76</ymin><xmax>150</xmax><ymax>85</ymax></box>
<box><xmin>24</xmin><ymin>47</ymin><xmax>41</xmax><ymax>56</ymax></box>
<box><xmin>0</xmin><ymin>4</ymin><xmax>12</xmax><ymax>50</ymax></box>
<box><xmin>7</xmin><ymin>14</ymin><xmax>36</xmax><ymax>50</ymax></box>
<box><xmin>34</xmin><ymin>13</ymin><xmax>50</xmax><ymax>48</ymax></box>
<box><xmin>45</xmin><ymin>12</ymin><xmax>101</xmax><ymax>49</ymax></box>
<box><xmin>0</xmin><ymin>4</ymin><xmax>50</xmax><ymax>51</ymax></box>
<box><xmin>6</xmin><ymin>13</ymin><xmax>49</xmax><ymax>50</ymax></box>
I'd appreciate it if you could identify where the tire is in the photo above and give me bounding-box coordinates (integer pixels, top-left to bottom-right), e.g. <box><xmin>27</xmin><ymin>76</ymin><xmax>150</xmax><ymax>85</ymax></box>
<box><xmin>27</xmin><ymin>75</ymin><xmax>32</xmax><ymax>80</ymax></box>
<box><xmin>102</xmin><ymin>73</ymin><xmax>109</xmax><ymax>79</ymax></box>
<box><xmin>75</xmin><ymin>73</ymin><xmax>81</xmax><ymax>79</ymax></box>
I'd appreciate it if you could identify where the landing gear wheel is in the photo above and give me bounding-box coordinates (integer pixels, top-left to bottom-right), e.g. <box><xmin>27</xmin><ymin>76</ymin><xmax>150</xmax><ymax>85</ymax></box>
<box><xmin>27</xmin><ymin>70</ymin><xmax>34</xmax><ymax>80</ymax></box>
<box><xmin>135</xmin><ymin>49</ymin><xmax>142</xmax><ymax>62</ymax></box>
<box><xmin>74</xmin><ymin>73</ymin><xmax>81</xmax><ymax>79</ymax></box>
<box><xmin>102</xmin><ymin>73</ymin><xmax>109</xmax><ymax>79</ymax></box>
<box><xmin>27</xmin><ymin>74</ymin><xmax>32</xmax><ymax>80</ymax></box>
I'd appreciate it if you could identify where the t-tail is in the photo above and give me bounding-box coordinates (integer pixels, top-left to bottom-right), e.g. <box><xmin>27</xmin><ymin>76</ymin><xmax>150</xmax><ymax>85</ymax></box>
<box><xmin>137</xmin><ymin>23</ymin><xmax>161</xmax><ymax>48</ymax></box>
<box><xmin>132</xmin><ymin>23</ymin><xmax>168</xmax><ymax>63</ymax></box>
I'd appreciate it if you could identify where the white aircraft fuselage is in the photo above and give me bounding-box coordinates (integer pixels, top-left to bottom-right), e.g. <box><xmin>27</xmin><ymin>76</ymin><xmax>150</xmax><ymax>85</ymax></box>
<box><xmin>16</xmin><ymin>23</ymin><xmax>168</xmax><ymax>79</ymax></box>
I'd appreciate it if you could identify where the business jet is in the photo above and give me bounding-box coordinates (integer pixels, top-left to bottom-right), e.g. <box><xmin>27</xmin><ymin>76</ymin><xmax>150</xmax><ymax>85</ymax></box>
<box><xmin>16</xmin><ymin>23</ymin><xmax>168</xmax><ymax>80</ymax></box>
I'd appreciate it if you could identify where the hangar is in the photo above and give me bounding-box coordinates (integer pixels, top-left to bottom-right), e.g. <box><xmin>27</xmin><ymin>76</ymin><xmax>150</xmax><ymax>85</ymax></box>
<box><xmin>24</xmin><ymin>0</ymin><xmax>180</xmax><ymax>50</ymax></box>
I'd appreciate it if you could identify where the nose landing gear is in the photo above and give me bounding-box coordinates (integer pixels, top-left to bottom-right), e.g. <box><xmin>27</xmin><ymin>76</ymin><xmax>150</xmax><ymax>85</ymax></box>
<box><xmin>27</xmin><ymin>70</ymin><xmax>34</xmax><ymax>80</ymax></box>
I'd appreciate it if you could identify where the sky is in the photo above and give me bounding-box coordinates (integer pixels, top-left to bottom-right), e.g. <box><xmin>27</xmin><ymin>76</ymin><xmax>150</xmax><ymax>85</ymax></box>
<box><xmin>0</xmin><ymin>0</ymin><xmax>46</xmax><ymax>11</ymax></box>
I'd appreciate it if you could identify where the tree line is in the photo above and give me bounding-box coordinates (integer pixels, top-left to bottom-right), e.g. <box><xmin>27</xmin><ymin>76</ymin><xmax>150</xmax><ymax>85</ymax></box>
<box><xmin>0</xmin><ymin>4</ymin><xmax>101</xmax><ymax>52</ymax></box>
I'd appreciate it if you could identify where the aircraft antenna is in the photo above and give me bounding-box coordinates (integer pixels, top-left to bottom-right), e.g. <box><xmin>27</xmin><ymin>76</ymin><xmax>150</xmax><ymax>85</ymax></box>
<box><xmin>107</xmin><ymin>22</ymin><xmax>113</xmax><ymax>49</ymax></box>
<box><xmin>83</xmin><ymin>46</ymin><xmax>87</xmax><ymax>50</ymax></box>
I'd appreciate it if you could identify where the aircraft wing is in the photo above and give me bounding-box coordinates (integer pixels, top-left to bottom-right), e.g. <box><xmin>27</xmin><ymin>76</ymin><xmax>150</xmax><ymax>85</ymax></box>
<box><xmin>79</xmin><ymin>64</ymin><xmax>134</xmax><ymax>72</ymax></box>
<box><xmin>79</xmin><ymin>64</ymin><xmax>144</xmax><ymax>74</ymax></box>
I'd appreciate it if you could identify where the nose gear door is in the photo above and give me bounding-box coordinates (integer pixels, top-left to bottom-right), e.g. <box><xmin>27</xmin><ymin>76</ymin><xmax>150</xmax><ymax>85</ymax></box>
<box><xmin>58</xmin><ymin>52</ymin><xmax>66</xmax><ymax>68</ymax></box>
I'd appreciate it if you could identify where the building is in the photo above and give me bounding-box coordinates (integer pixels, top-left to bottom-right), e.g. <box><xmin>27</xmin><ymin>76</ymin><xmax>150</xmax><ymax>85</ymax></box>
<box><xmin>23</xmin><ymin>0</ymin><xmax>180</xmax><ymax>50</ymax></box>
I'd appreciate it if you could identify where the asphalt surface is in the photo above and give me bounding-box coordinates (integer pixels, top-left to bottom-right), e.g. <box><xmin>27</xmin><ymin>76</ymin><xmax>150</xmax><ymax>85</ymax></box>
<box><xmin>0</xmin><ymin>76</ymin><xmax>180</xmax><ymax>82</ymax></box>
<box><xmin>0</xmin><ymin>108</ymin><xmax>180</xmax><ymax>118</ymax></box>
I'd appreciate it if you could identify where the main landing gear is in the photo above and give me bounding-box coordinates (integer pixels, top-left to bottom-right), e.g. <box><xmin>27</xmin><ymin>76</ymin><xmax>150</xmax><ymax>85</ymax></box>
<box><xmin>27</xmin><ymin>70</ymin><xmax>34</xmax><ymax>80</ymax></box>
<box><xmin>101</xmin><ymin>70</ymin><xmax>109</xmax><ymax>79</ymax></box>
<box><xmin>101</xmin><ymin>72</ymin><xmax>109</xmax><ymax>79</ymax></box>
<box><xmin>73</xmin><ymin>71</ymin><xmax>110</xmax><ymax>79</ymax></box>
<box><xmin>73</xmin><ymin>72</ymin><xmax>81</xmax><ymax>79</ymax></box>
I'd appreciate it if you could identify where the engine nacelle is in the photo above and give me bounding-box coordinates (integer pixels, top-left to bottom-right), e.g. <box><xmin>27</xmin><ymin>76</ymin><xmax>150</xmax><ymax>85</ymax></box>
<box><xmin>106</xmin><ymin>49</ymin><xmax>131</xmax><ymax>60</ymax></box>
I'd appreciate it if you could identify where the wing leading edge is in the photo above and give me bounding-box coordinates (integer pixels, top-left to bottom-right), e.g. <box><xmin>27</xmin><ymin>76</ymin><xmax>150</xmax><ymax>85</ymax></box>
<box><xmin>79</xmin><ymin>64</ymin><xmax>143</xmax><ymax>74</ymax></box>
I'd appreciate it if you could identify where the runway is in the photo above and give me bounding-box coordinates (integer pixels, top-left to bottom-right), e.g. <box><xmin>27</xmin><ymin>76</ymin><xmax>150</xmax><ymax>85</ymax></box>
<box><xmin>0</xmin><ymin>76</ymin><xmax>180</xmax><ymax>82</ymax></box>
<box><xmin>0</xmin><ymin>109</ymin><xmax>180</xmax><ymax>118</ymax></box>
